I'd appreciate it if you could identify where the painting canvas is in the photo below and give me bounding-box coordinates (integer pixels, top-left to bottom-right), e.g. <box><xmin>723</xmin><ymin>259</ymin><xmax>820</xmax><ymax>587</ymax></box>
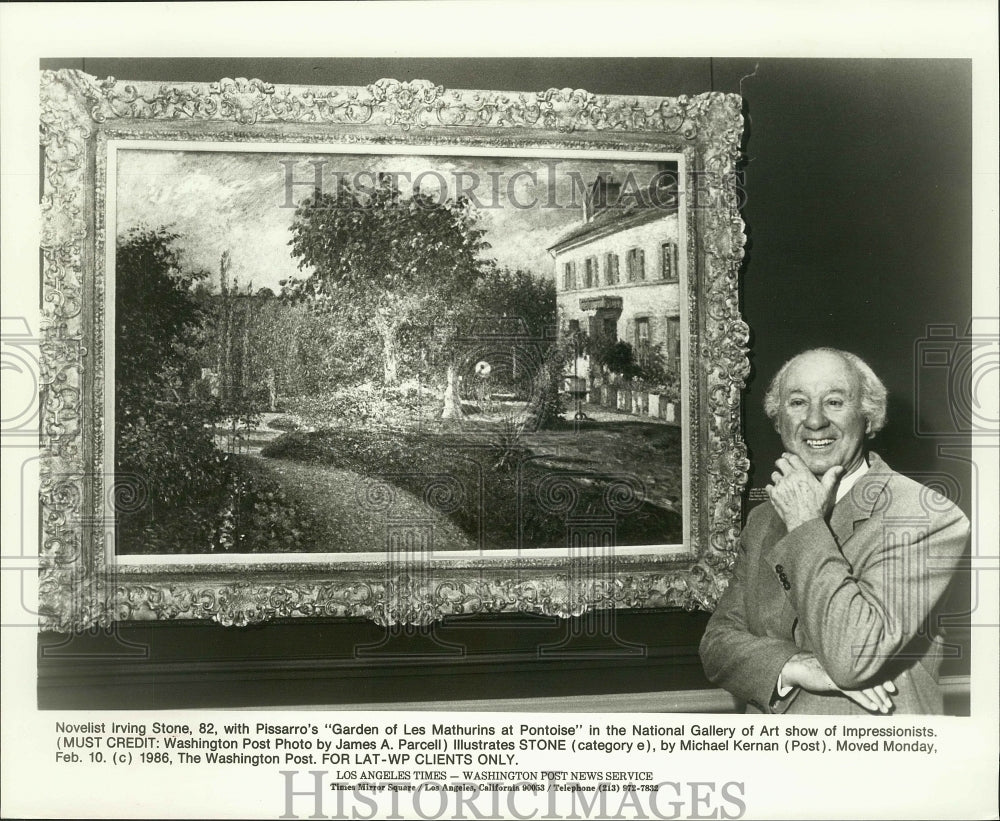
<box><xmin>112</xmin><ymin>147</ymin><xmax>688</xmax><ymax>558</ymax></box>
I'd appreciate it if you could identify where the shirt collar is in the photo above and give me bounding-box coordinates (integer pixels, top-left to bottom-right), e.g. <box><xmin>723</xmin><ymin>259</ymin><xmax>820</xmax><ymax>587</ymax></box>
<box><xmin>835</xmin><ymin>456</ymin><xmax>870</xmax><ymax>502</ymax></box>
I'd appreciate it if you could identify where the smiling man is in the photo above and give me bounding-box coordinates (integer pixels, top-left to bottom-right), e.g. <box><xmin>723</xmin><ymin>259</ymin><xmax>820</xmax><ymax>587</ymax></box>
<box><xmin>699</xmin><ymin>348</ymin><xmax>970</xmax><ymax>714</ymax></box>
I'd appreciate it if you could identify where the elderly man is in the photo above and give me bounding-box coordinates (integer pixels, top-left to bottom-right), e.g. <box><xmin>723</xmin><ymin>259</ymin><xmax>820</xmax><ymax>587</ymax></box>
<box><xmin>700</xmin><ymin>348</ymin><xmax>969</xmax><ymax>714</ymax></box>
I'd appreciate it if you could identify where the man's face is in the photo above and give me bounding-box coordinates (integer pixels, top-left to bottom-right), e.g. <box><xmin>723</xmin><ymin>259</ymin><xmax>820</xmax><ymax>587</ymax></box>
<box><xmin>775</xmin><ymin>351</ymin><xmax>869</xmax><ymax>477</ymax></box>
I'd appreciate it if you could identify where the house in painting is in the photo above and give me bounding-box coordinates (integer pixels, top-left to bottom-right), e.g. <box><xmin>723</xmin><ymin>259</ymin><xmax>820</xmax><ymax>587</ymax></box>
<box><xmin>548</xmin><ymin>169</ymin><xmax>683</xmax><ymax>396</ymax></box>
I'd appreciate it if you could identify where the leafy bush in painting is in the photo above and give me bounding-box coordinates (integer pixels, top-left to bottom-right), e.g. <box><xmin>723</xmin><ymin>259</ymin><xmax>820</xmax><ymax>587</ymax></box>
<box><xmin>114</xmin><ymin>227</ymin><xmax>310</xmax><ymax>553</ymax></box>
<box><xmin>521</xmin><ymin>334</ymin><xmax>576</xmax><ymax>429</ymax></box>
<box><xmin>644</xmin><ymin>370</ymin><xmax>681</xmax><ymax>404</ymax></box>
<box><xmin>211</xmin><ymin>469</ymin><xmax>312</xmax><ymax>553</ymax></box>
<box><xmin>589</xmin><ymin>338</ymin><xmax>643</xmax><ymax>382</ymax></box>
<box><xmin>266</xmin><ymin>414</ymin><xmax>303</xmax><ymax>432</ymax></box>
<box><xmin>115</xmin><ymin>227</ymin><xmax>226</xmax><ymax>511</ymax></box>
<box><xmin>587</xmin><ymin>336</ymin><xmax>681</xmax><ymax>401</ymax></box>
<box><xmin>285</xmin><ymin>381</ymin><xmax>442</xmax><ymax>431</ymax></box>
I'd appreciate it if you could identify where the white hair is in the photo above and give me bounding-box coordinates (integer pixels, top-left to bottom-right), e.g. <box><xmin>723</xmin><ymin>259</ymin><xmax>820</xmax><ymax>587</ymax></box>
<box><xmin>763</xmin><ymin>348</ymin><xmax>888</xmax><ymax>437</ymax></box>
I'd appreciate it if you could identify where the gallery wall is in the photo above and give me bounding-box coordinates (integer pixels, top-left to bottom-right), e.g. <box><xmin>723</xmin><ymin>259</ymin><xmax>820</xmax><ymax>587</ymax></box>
<box><xmin>37</xmin><ymin>58</ymin><xmax>973</xmax><ymax>708</ymax></box>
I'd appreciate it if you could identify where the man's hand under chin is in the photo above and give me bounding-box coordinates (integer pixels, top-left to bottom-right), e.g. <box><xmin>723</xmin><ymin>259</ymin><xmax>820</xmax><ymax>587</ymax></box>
<box><xmin>765</xmin><ymin>453</ymin><xmax>843</xmax><ymax>531</ymax></box>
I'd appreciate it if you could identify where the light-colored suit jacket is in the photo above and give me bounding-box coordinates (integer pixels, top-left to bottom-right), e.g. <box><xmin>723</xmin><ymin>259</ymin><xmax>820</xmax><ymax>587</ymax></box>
<box><xmin>699</xmin><ymin>453</ymin><xmax>970</xmax><ymax>714</ymax></box>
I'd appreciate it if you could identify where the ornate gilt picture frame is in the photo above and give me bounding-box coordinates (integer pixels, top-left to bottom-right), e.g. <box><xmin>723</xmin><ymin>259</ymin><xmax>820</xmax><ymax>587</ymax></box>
<box><xmin>39</xmin><ymin>70</ymin><xmax>748</xmax><ymax>631</ymax></box>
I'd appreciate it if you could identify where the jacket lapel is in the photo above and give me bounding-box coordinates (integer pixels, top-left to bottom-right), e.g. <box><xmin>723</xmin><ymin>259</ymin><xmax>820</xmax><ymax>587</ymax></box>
<box><xmin>829</xmin><ymin>452</ymin><xmax>892</xmax><ymax>545</ymax></box>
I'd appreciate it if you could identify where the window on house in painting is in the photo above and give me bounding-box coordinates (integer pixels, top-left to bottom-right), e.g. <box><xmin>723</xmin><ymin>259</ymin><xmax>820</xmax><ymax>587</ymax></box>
<box><xmin>568</xmin><ymin>319</ymin><xmax>581</xmax><ymax>335</ymax></box>
<box><xmin>603</xmin><ymin>316</ymin><xmax>618</xmax><ymax>341</ymax></box>
<box><xmin>584</xmin><ymin>256</ymin><xmax>598</xmax><ymax>288</ymax></box>
<box><xmin>604</xmin><ymin>252</ymin><xmax>619</xmax><ymax>285</ymax></box>
<box><xmin>626</xmin><ymin>247</ymin><xmax>645</xmax><ymax>281</ymax></box>
<box><xmin>635</xmin><ymin>317</ymin><xmax>650</xmax><ymax>348</ymax></box>
<box><xmin>563</xmin><ymin>261</ymin><xmax>576</xmax><ymax>290</ymax></box>
<box><xmin>660</xmin><ymin>241</ymin><xmax>678</xmax><ymax>281</ymax></box>
<box><xmin>665</xmin><ymin>316</ymin><xmax>681</xmax><ymax>368</ymax></box>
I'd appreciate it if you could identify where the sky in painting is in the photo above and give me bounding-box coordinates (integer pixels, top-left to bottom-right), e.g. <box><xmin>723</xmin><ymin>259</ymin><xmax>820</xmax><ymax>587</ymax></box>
<box><xmin>115</xmin><ymin>149</ymin><xmax>668</xmax><ymax>292</ymax></box>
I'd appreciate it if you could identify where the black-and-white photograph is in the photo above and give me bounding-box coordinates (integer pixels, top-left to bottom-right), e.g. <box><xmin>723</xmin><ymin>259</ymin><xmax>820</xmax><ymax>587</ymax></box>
<box><xmin>2</xmin><ymin>3</ymin><xmax>997</xmax><ymax>819</ymax></box>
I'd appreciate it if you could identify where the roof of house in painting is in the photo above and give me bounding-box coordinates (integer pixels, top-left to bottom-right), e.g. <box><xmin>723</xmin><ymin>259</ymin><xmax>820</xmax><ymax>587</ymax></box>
<box><xmin>547</xmin><ymin>173</ymin><xmax>679</xmax><ymax>255</ymax></box>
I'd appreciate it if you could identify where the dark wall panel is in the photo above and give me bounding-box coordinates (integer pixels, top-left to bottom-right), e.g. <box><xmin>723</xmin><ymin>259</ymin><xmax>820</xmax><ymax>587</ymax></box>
<box><xmin>712</xmin><ymin>59</ymin><xmax>972</xmax><ymax>502</ymax></box>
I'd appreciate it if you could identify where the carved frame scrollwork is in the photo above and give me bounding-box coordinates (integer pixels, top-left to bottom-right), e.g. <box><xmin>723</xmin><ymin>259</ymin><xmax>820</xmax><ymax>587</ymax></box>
<box><xmin>38</xmin><ymin>70</ymin><xmax>748</xmax><ymax>631</ymax></box>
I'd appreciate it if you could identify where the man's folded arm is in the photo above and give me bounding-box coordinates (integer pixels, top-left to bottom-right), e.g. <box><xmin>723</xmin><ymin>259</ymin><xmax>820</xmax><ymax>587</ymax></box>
<box><xmin>765</xmin><ymin>504</ymin><xmax>969</xmax><ymax>690</ymax></box>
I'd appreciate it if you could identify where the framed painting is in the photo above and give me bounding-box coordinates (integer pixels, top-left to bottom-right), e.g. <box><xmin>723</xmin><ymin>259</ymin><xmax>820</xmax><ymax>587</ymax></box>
<box><xmin>38</xmin><ymin>71</ymin><xmax>748</xmax><ymax>630</ymax></box>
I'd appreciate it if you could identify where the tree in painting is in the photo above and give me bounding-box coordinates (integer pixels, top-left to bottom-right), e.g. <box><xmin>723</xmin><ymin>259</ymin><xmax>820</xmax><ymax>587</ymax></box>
<box><xmin>283</xmin><ymin>175</ymin><xmax>490</xmax><ymax>385</ymax></box>
<box><xmin>115</xmin><ymin>226</ymin><xmax>226</xmax><ymax>514</ymax></box>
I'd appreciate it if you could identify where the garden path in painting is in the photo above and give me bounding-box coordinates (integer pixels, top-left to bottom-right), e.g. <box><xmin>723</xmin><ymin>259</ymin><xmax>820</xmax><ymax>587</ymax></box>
<box><xmin>227</xmin><ymin>407</ymin><xmax>682</xmax><ymax>553</ymax></box>
<box><xmin>237</xmin><ymin>454</ymin><xmax>476</xmax><ymax>553</ymax></box>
